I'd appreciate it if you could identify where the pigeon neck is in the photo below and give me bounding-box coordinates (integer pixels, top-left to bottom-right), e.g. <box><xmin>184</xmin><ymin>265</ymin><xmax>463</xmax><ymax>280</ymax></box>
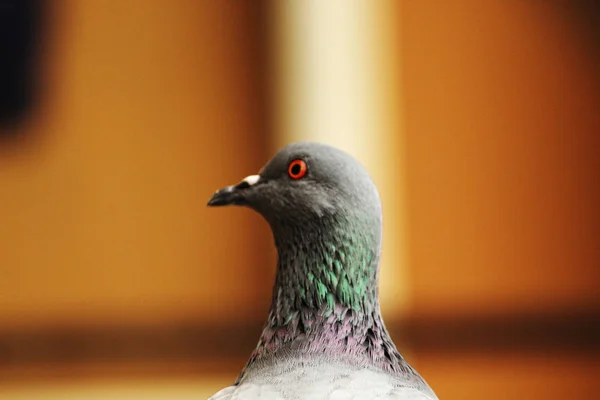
<box><xmin>272</xmin><ymin>213</ymin><xmax>381</xmax><ymax>317</ymax></box>
<box><xmin>240</xmin><ymin>213</ymin><xmax>414</xmax><ymax>377</ymax></box>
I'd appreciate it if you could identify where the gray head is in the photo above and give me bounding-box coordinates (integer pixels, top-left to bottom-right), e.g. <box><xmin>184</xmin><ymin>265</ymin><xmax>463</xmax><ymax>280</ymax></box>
<box><xmin>207</xmin><ymin>142</ymin><xmax>382</xmax><ymax>237</ymax></box>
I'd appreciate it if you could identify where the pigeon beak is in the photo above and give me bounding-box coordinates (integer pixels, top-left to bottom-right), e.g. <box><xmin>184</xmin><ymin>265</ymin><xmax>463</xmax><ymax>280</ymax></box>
<box><xmin>207</xmin><ymin>174</ymin><xmax>261</xmax><ymax>207</ymax></box>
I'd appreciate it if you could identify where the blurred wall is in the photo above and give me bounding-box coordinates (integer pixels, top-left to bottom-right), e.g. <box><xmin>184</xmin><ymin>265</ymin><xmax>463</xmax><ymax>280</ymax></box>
<box><xmin>401</xmin><ymin>1</ymin><xmax>599</xmax><ymax>398</ymax></box>
<box><xmin>0</xmin><ymin>1</ymin><xmax>598</xmax><ymax>399</ymax></box>
<box><xmin>403</xmin><ymin>0</ymin><xmax>600</xmax><ymax>319</ymax></box>
<box><xmin>0</xmin><ymin>0</ymin><xmax>271</xmax><ymax>330</ymax></box>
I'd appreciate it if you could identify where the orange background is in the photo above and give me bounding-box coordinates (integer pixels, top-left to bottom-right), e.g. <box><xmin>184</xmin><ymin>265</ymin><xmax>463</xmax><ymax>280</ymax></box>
<box><xmin>0</xmin><ymin>1</ymin><xmax>598</xmax><ymax>399</ymax></box>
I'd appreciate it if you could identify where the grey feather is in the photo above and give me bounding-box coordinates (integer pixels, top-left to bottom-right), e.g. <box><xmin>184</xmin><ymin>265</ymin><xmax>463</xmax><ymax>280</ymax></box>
<box><xmin>207</xmin><ymin>143</ymin><xmax>438</xmax><ymax>399</ymax></box>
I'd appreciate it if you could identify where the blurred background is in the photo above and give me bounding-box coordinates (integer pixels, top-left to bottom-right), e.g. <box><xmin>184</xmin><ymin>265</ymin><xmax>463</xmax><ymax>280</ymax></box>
<box><xmin>0</xmin><ymin>0</ymin><xmax>599</xmax><ymax>398</ymax></box>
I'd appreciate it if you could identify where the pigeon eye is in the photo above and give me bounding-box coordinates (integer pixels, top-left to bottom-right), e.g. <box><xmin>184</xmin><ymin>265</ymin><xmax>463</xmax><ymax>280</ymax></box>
<box><xmin>288</xmin><ymin>159</ymin><xmax>307</xmax><ymax>179</ymax></box>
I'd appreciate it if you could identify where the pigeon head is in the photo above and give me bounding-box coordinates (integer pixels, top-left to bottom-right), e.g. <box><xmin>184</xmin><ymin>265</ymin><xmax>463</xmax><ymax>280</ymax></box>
<box><xmin>207</xmin><ymin>142</ymin><xmax>382</xmax><ymax>235</ymax></box>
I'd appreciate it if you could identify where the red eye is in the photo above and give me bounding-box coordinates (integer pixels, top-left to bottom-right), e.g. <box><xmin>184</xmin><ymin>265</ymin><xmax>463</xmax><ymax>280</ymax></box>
<box><xmin>288</xmin><ymin>159</ymin><xmax>307</xmax><ymax>179</ymax></box>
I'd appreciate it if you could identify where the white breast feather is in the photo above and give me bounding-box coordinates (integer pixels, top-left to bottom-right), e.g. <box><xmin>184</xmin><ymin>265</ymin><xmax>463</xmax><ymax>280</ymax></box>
<box><xmin>208</xmin><ymin>361</ymin><xmax>436</xmax><ymax>400</ymax></box>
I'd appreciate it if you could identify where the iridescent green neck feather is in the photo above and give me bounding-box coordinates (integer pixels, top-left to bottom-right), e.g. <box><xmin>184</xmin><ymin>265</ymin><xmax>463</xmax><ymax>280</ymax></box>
<box><xmin>237</xmin><ymin>210</ymin><xmax>425</xmax><ymax>388</ymax></box>
<box><xmin>270</xmin><ymin>211</ymin><xmax>381</xmax><ymax>321</ymax></box>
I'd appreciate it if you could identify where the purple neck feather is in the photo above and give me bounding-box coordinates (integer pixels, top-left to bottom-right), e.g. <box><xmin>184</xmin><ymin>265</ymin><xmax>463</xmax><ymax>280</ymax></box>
<box><xmin>236</xmin><ymin>216</ymin><xmax>422</xmax><ymax>384</ymax></box>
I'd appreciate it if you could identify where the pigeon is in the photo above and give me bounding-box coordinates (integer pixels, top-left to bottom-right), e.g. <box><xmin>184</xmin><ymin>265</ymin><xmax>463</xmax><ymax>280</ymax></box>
<box><xmin>207</xmin><ymin>142</ymin><xmax>438</xmax><ymax>400</ymax></box>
